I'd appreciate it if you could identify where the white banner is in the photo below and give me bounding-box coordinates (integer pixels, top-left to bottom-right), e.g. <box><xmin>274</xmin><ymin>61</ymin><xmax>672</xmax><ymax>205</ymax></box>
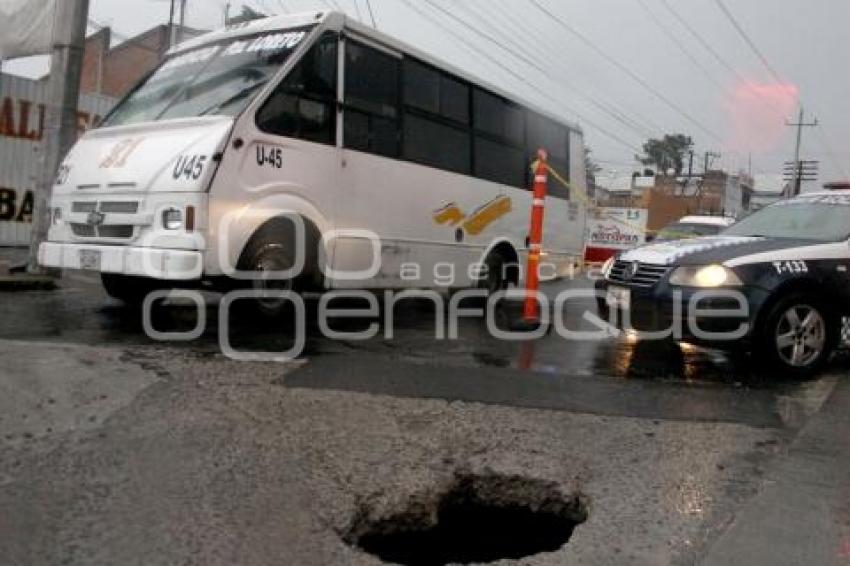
<box><xmin>0</xmin><ymin>0</ymin><xmax>57</xmax><ymax>60</ymax></box>
<box><xmin>0</xmin><ymin>73</ymin><xmax>115</xmax><ymax>246</ymax></box>
<box><xmin>585</xmin><ymin>207</ymin><xmax>648</xmax><ymax>262</ymax></box>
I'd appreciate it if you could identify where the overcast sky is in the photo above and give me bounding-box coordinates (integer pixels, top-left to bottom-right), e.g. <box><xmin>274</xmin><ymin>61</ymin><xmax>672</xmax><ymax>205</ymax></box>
<box><xmin>4</xmin><ymin>0</ymin><xmax>849</xmax><ymax>189</ymax></box>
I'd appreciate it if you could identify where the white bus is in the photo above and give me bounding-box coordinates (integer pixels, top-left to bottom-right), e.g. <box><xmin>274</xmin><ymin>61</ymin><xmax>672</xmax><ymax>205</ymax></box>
<box><xmin>39</xmin><ymin>11</ymin><xmax>588</xmax><ymax>313</ymax></box>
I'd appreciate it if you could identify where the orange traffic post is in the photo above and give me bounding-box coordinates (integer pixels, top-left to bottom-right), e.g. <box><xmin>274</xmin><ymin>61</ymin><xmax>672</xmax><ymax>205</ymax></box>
<box><xmin>523</xmin><ymin>149</ymin><xmax>549</xmax><ymax>324</ymax></box>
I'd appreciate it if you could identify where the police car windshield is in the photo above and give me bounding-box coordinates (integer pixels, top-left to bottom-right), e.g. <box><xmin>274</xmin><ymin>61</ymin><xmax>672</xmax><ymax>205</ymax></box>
<box><xmin>657</xmin><ymin>222</ymin><xmax>723</xmax><ymax>241</ymax></box>
<box><xmin>102</xmin><ymin>26</ymin><xmax>314</xmax><ymax>127</ymax></box>
<box><xmin>723</xmin><ymin>195</ymin><xmax>850</xmax><ymax>241</ymax></box>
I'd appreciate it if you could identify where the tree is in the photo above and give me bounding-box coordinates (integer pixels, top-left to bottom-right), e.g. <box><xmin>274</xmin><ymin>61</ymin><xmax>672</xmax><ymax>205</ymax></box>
<box><xmin>637</xmin><ymin>134</ymin><xmax>693</xmax><ymax>176</ymax></box>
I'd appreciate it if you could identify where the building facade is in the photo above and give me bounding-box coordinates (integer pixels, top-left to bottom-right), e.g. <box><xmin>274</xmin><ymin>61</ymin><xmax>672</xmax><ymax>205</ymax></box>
<box><xmin>595</xmin><ymin>171</ymin><xmax>754</xmax><ymax>232</ymax></box>
<box><xmin>79</xmin><ymin>24</ymin><xmax>205</xmax><ymax>99</ymax></box>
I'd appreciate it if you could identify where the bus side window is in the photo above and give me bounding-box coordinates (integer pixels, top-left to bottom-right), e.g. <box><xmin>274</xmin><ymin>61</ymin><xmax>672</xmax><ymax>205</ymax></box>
<box><xmin>400</xmin><ymin>58</ymin><xmax>471</xmax><ymax>175</ymax></box>
<box><xmin>343</xmin><ymin>41</ymin><xmax>401</xmax><ymax>158</ymax></box>
<box><xmin>472</xmin><ymin>89</ymin><xmax>525</xmax><ymax>188</ymax></box>
<box><xmin>257</xmin><ymin>33</ymin><xmax>338</xmax><ymax>145</ymax></box>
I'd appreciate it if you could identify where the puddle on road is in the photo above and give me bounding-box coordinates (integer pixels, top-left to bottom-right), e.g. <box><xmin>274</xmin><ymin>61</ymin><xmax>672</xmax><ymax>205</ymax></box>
<box><xmin>5</xmin><ymin>284</ymin><xmax>842</xmax><ymax>426</ymax></box>
<box><xmin>345</xmin><ymin>473</ymin><xmax>587</xmax><ymax>565</ymax></box>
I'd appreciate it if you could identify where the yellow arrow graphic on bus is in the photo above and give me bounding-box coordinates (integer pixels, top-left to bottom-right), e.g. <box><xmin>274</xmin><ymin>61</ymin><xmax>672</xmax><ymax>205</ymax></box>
<box><xmin>433</xmin><ymin>204</ymin><xmax>466</xmax><ymax>227</ymax></box>
<box><xmin>433</xmin><ymin>196</ymin><xmax>512</xmax><ymax>236</ymax></box>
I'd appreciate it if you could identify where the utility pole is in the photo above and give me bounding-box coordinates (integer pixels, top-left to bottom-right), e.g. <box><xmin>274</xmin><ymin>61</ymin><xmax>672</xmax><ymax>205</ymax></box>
<box><xmin>784</xmin><ymin>160</ymin><xmax>819</xmax><ymax>196</ymax></box>
<box><xmin>703</xmin><ymin>151</ymin><xmax>721</xmax><ymax>175</ymax></box>
<box><xmin>169</xmin><ymin>0</ymin><xmax>187</xmax><ymax>48</ymax></box>
<box><xmin>679</xmin><ymin>149</ymin><xmax>695</xmax><ymax>196</ymax></box>
<box><xmin>27</xmin><ymin>0</ymin><xmax>90</xmax><ymax>274</ymax></box>
<box><xmin>178</xmin><ymin>0</ymin><xmax>187</xmax><ymax>44</ymax></box>
<box><xmin>169</xmin><ymin>0</ymin><xmax>177</xmax><ymax>48</ymax></box>
<box><xmin>695</xmin><ymin>151</ymin><xmax>721</xmax><ymax>212</ymax></box>
<box><xmin>786</xmin><ymin>107</ymin><xmax>818</xmax><ymax>197</ymax></box>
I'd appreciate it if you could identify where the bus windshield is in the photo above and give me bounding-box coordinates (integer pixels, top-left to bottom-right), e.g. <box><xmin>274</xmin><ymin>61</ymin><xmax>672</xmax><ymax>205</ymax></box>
<box><xmin>103</xmin><ymin>26</ymin><xmax>315</xmax><ymax>127</ymax></box>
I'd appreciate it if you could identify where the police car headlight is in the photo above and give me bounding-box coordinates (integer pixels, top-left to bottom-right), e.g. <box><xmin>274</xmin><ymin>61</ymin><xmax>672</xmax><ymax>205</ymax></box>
<box><xmin>162</xmin><ymin>208</ymin><xmax>183</xmax><ymax>230</ymax></box>
<box><xmin>601</xmin><ymin>257</ymin><xmax>616</xmax><ymax>278</ymax></box>
<box><xmin>669</xmin><ymin>265</ymin><xmax>742</xmax><ymax>288</ymax></box>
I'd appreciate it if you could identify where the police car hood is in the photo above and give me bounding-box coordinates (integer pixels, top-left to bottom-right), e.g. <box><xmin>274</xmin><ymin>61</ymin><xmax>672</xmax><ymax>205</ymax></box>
<box><xmin>619</xmin><ymin>236</ymin><xmax>820</xmax><ymax>266</ymax></box>
<box><xmin>53</xmin><ymin>116</ymin><xmax>233</xmax><ymax>195</ymax></box>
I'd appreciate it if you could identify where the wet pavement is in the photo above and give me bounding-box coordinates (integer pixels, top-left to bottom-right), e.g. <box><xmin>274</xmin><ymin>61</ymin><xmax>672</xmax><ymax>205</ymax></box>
<box><xmin>0</xmin><ymin>268</ymin><xmax>843</xmax><ymax>432</ymax></box>
<box><xmin>1</xmin><ymin>259</ymin><xmax>849</xmax><ymax>565</ymax></box>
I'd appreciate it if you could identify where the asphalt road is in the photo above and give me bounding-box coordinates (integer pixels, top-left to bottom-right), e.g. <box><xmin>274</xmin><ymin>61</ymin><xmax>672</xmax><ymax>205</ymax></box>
<box><xmin>1</xmin><ymin>262</ymin><xmax>848</xmax><ymax>565</ymax></box>
<box><xmin>0</xmin><ymin>269</ymin><xmax>841</xmax><ymax>430</ymax></box>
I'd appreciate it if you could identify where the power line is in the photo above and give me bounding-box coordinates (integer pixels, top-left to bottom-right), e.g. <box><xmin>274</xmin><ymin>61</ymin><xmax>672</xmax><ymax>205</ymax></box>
<box><xmin>449</xmin><ymin>0</ymin><xmax>657</xmax><ymax>140</ymax></box>
<box><xmin>400</xmin><ymin>0</ymin><xmax>643</xmax><ymax>153</ymax></box>
<box><xmin>526</xmin><ymin>0</ymin><xmax>723</xmax><ymax>143</ymax></box>
<box><xmin>709</xmin><ymin>0</ymin><xmax>849</xmax><ymax>180</ymax></box>
<box><xmin>350</xmin><ymin>0</ymin><xmax>362</xmax><ymax>21</ymax></box>
<box><xmin>635</xmin><ymin>0</ymin><xmax>726</xmax><ymax>93</ymax></box>
<box><xmin>656</xmin><ymin>0</ymin><xmax>799</xmax><ymax>140</ymax></box>
<box><xmin>416</xmin><ymin>0</ymin><xmax>645</xmax><ymax>151</ymax></box>
<box><xmin>657</xmin><ymin>0</ymin><xmax>751</xmax><ymax>90</ymax></box>
<box><xmin>365</xmin><ymin>0</ymin><xmax>377</xmax><ymax>28</ymax></box>
<box><xmin>481</xmin><ymin>0</ymin><xmax>664</xmax><ymax>137</ymax></box>
<box><xmin>711</xmin><ymin>0</ymin><xmax>784</xmax><ymax>85</ymax></box>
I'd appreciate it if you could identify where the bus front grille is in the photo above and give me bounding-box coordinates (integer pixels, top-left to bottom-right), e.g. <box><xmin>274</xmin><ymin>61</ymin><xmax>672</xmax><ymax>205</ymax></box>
<box><xmin>70</xmin><ymin>224</ymin><xmax>135</xmax><ymax>240</ymax></box>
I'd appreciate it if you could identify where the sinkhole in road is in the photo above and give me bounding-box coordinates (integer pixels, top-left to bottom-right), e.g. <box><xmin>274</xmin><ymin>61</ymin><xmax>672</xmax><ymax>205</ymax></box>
<box><xmin>345</xmin><ymin>473</ymin><xmax>588</xmax><ymax>565</ymax></box>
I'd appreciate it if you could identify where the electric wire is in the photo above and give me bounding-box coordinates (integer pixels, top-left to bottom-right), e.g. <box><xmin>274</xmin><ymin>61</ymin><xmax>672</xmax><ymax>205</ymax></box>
<box><xmin>526</xmin><ymin>0</ymin><xmax>723</xmax><ymax>143</ymax></box>
<box><xmin>711</xmin><ymin>0</ymin><xmax>784</xmax><ymax>85</ymax></box>
<box><xmin>476</xmin><ymin>0</ymin><xmax>663</xmax><ymax>138</ymax></box>
<box><xmin>365</xmin><ymin>0</ymin><xmax>377</xmax><ymax>28</ymax></box>
<box><xmin>449</xmin><ymin>0</ymin><xmax>657</xmax><ymax>140</ymax></box>
<box><xmin>400</xmin><ymin>0</ymin><xmax>643</xmax><ymax>153</ymax></box>
<box><xmin>709</xmin><ymin>0</ymin><xmax>849</xmax><ymax>179</ymax></box>
<box><xmin>635</xmin><ymin>0</ymin><xmax>725</xmax><ymax>93</ymax></box>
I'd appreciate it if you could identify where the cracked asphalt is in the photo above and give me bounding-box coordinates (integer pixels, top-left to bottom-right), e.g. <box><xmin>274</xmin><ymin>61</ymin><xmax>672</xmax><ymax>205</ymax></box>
<box><xmin>0</xmin><ymin>261</ymin><xmax>848</xmax><ymax>565</ymax></box>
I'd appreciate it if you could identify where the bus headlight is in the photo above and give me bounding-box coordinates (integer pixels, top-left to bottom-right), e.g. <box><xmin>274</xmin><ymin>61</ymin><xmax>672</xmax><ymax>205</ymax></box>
<box><xmin>162</xmin><ymin>208</ymin><xmax>183</xmax><ymax>230</ymax></box>
<box><xmin>669</xmin><ymin>264</ymin><xmax>742</xmax><ymax>288</ymax></box>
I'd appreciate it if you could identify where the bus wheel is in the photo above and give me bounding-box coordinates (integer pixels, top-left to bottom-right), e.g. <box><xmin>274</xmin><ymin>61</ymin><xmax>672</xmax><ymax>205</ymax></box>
<box><xmin>101</xmin><ymin>274</ymin><xmax>159</xmax><ymax>305</ymax></box>
<box><xmin>244</xmin><ymin>242</ymin><xmax>297</xmax><ymax>318</ymax></box>
<box><xmin>482</xmin><ymin>253</ymin><xmax>506</xmax><ymax>296</ymax></box>
<box><xmin>755</xmin><ymin>293</ymin><xmax>838</xmax><ymax>377</ymax></box>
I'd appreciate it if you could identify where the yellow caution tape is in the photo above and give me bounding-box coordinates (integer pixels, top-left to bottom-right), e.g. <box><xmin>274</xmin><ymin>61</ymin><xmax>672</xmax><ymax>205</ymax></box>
<box><xmin>532</xmin><ymin>159</ymin><xmax>698</xmax><ymax>242</ymax></box>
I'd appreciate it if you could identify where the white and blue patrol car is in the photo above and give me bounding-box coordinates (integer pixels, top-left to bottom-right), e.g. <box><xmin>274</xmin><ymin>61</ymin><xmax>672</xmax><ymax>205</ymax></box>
<box><xmin>597</xmin><ymin>190</ymin><xmax>850</xmax><ymax>376</ymax></box>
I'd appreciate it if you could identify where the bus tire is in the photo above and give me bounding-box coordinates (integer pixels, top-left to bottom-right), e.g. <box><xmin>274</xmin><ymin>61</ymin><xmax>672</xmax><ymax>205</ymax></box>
<box><xmin>753</xmin><ymin>292</ymin><xmax>839</xmax><ymax>378</ymax></box>
<box><xmin>482</xmin><ymin>252</ymin><xmax>509</xmax><ymax>296</ymax></box>
<box><xmin>237</xmin><ymin>219</ymin><xmax>305</xmax><ymax>319</ymax></box>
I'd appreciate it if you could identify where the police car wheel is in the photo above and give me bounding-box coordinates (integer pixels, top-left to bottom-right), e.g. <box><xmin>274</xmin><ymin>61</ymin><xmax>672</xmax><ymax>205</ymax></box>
<box><xmin>757</xmin><ymin>293</ymin><xmax>838</xmax><ymax>376</ymax></box>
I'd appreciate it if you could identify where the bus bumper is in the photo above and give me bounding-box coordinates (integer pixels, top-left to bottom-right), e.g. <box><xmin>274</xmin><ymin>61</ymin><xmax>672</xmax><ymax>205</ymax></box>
<box><xmin>39</xmin><ymin>242</ymin><xmax>203</xmax><ymax>281</ymax></box>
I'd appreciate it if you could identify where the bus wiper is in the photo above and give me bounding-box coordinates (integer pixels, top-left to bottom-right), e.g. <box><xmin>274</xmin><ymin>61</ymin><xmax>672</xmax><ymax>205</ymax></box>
<box><xmin>199</xmin><ymin>82</ymin><xmax>266</xmax><ymax>116</ymax></box>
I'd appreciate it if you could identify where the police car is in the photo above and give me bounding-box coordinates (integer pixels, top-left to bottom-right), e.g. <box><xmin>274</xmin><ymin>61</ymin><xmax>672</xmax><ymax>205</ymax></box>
<box><xmin>597</xmin><ymin>191</ymin><xmax>850</xmax><ymax>376</ymax></box>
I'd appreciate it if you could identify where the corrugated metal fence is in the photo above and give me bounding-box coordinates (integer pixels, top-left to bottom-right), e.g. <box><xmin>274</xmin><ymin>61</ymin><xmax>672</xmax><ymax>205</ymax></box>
<box><xmin>0</xmin><ymin>73</ymin><xmax>115</xmax><ymax>246</ymax></box>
